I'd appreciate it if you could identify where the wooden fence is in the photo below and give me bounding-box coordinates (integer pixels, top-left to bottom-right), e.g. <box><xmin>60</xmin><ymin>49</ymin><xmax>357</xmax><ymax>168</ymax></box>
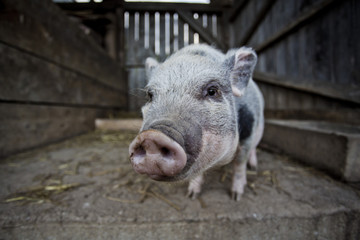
<box><xmin>229</xmin><ymin>0</ymin><xmax>360</xmax><ymax>124</ymax></box>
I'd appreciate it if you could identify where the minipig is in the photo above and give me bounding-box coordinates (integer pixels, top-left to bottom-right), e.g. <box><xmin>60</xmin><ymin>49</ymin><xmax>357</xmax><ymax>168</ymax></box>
<box><xmin>129</xmin><ymin>44</ymin><xmax>264</xmax><ymax>201</ymax></box>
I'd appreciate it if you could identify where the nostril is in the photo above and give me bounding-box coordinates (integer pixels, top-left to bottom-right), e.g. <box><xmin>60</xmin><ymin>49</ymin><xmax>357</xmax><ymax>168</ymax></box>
<box><xmin>161</xmin><ymin>147</ymin><xmax>171</xmax><ymax>158</ymax></box>
<box><xmin>134</xmin><ymin>146</ymin><xmax>146</xmax><ymax>157</ymax></box>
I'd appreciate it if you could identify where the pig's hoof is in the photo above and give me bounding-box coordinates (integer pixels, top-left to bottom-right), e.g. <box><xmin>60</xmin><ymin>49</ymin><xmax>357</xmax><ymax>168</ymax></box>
<box><xmin>187</xmin><ymin>175</ymin><xmax>204</xmax><ymax>200</ymax></box>
<box><xmin>186</xmin><ymin>190</ymin><xmax>200</xmax><ymax>200</ymax></box>
<box><xmin>247</xmin><ymin>163</ymin><xmax>258</xmax><ymax>172</ymax></box>
<box><xmin>231</xmin><ymin>191</ymin><xmax>243</xmax><ymax>201</ymax></box>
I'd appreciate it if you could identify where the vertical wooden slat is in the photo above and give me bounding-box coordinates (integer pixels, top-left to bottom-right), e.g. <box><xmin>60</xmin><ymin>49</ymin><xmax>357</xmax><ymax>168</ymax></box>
<box><xmin>173</xmin><ymin>13</ymin><xmax>179</xmax><ymax>52</ymax></box>
<box><xmin>124</xmin><ymin>11</ymin><xmax>130</xmax><ymax>64</ymax></box>
<box><xmin>178</xmin><ymin>17</ymin><xmax>184</xmax><ymax>49</ymax></box>
<box><xmin>165</xmin><ymin>12</ymin><xmax>171</xmax><ymax>55</ymax></box>
<box><xmin>154</xmin><ymin>12</ymin><xmax>160</xmax><ymax>56</ymax></box>
<box><xmin>149</xmin><ymin>13</ymin><xmax>156</xmax><ymax>57</ymax></box>
<box><xmin>138</xmin><ymin>12</ymin><xmax>145</xmax><ymax>61</ymax></box>
<box><xmin>211</xmin><ymin>14</ymin><xmax>217</xmax><ymax>38</ymax></box>
<box><xmin>169</xmin><ymin>12</ymin><xmax>174</xmax><ymax>53</ymax></box>
<box><xmin>189</xmin><ymin>27</ymin><xmax>194</xmax><ymax>45</ymax></box>
<box><xmin>160</xmin><ymin>12</ymin><xmax>166</xmax><ymax>59</ymax></box>
<box><xmin>126</xmin><ymin>12</ymin><xmax>135</xmax><ymax>66</ymax></box>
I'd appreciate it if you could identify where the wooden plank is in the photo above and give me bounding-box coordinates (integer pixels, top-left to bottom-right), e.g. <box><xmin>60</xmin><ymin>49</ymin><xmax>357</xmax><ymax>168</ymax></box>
<box><xmin>264</xmin><ymin>109</ymin><xmax>360</xmax><ymax>126</ymax></box>
<box><xmin>0</xmin><ymin>103</ymin><xmax>111</xmax><ymax>159</ymax></box>
<box><xmin>257</xmin><ymin>82</ymin><xmax>360</xmax><ymax>125</ymax></box>
<box><xmin>228</xmin><ymin>0</ymin><xmax>249</xmax><ymax>22</ymax></box>
<box><xmin>0</xmin><ymin>43</ymin><xmax>127</xmax><ymax>108</ymax></box>
<box><xmin>255</xmin><ymin>0</ymin><xmax>339</xmax><ymax>53</ymax></box>
<box><xmin>59</xmin><ymin>2</ymin><xmax>224</xmax><ymax>12</ymax></box>
<box><xmin>116</xmin><ymin>8</ymin><xmax>125</xmax><ymax>64</ymax></box>
<box><xmin>177</xmin><ymin>10</ymin><xmax>226</xmax><ymax>50</ymax></box>
<box><xmin>237</xmin><ymin>0</ymin><xmax>276</xmax><ymax>46</ymax></box>
<box><xmin>123</xmin><ymin>2</ymin><xmax>223</xmax><ymax>12</ymax></box>
<box><xmin>178</xmin><ymin>16</ymin><xmax>185</xmax><ymax>50</ymax></box>
<box><xmin>126</xmin><ymin>13</ymin><xmax>136</xmax><ymax>65</ymax></box>
<box><xmin>160</xmin><ymin>12</ymin><xmax>166</xmax><ymax>59</ymax></box>
<box><xmin>230</xmin><ymin>0</ymin><xmax>260</xmax><ymax>48</ymax></box>
<box><xmin>58</xmin><ymin>1</ymin><xmax>122</xmax><ymax>11</ymax></box>
<box><xmin>169</xmin><ymin>12</ymin><xmax>175</xmax><ymax>53</ymax></box>
<box><xmin>0</xmin><ymin>0</ymin><xmax>125</xmax><ymax>90</ymax></box>
<box><xmin>149</xmin><ymin>12</ymin><xmax>156</xmax><ymax>57</ymax></box>
<box><xmin>254</xmin><ymin>71</ymin><xmax>360</xmax><ymax>104</ymax></box>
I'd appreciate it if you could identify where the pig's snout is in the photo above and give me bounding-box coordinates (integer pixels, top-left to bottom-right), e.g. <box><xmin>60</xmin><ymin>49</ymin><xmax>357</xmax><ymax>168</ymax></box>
<box><xmin>129</xmin><ymin>130</ymin><xmax>187</xmax><ymax>180</ymax></box>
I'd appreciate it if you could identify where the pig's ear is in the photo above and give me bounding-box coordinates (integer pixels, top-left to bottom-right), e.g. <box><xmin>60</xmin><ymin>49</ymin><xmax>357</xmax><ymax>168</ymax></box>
<box><xmin>228</xmin><ymin>47</ymin><xmax>257</xmax><ymax>97</ymax></box>
<box><xmin>145</xmin><ymin>57</ymin><xmax>159</xmax><ymax>79</ymax></box>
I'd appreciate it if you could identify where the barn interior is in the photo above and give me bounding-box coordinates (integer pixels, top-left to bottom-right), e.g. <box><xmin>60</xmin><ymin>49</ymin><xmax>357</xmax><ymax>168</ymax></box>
<box><xmin>0</xmin><ymin>0</ymin><xmax>359</xmax><ymax>238</ymax></box>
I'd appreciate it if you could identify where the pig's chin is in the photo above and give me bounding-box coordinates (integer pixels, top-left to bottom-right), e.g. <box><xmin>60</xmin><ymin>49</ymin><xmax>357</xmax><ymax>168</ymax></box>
<box><xmin>147</xmin><ymin>174</ymin><xmax>184</xmax><ymax>182</ymax></box>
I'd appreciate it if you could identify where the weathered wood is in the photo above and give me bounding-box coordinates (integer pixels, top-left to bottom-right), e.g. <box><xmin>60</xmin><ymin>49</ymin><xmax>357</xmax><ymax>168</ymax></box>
<box><xmin>0</xmin><ymin>103</ymin><xmax>111</xmax><ymax>159</ymax></box>
<box><xmin>160</xmin><ymin>12</ymin><xmax>166</xmax><ymax>58</ymax></box>
<box><xmin>0</xmin><ymin>0</ymin><xmax>125</xmax><ymax>90</ymax></box>
<box><xmin>0</xmin><ymin>43</ymin><xmax>127</xmax><ymax>108</ymax></box>
<box><xmin>254</xmin><ymin>0</ymin><xmax>339</xmax><ymax>53</ymax></box>
<box><xmin>237</xmin><ymin>0</ymin><xmax>276</xmax><ymax>46</ymax></box>
<box><xmin>57</xmin><ymin>0</ymin><xmax>122</xmax><ymax>12</ymax></box>
<box><xmin>127</xmin><ymin>68</ymin><xmax>147</xmax><ymax>112</ymax></box>
<box><xmin>230</xmin><ymin>0</ymin><xmax>268</xmax><ymax>48</ymax></box>
<box><xmin>251</xmin><ymin>0</ymin><xmax>359</xmax><ymax>107</ymax></box>
<box><xmin>126</xmin><ymin>11</ymin><xmax>162</xmax><ymax>66</ymax></box>
<box><xmin>177</xmin><ymin>10</ymin><xmax>226</xmax><ymax>50</ymax></box>
<box><xmin>116</xmin><ymin>8</ymin><xmax>124</xmax><ymax>63</ymax></box>
<box><xmin>123</xmin><ymin>2</ymin><xmax>223</xmax><ymax>13</ymax></box>
<box><xmin>264</xmin><ymin>109</ymin><xmax>360</xmax><ymax>125</ymax></box>
<box><xmin>58</xmin><ymin>2</ymin><xmax>223</xmax><ymax>13</ymax></box>
<box><xmin>254</xmin><ymin>71</ymin><xmax>360</xmax><ymax>104</ymax></box>
<box><xmin>228</xmin><ymin>0</ymin><xmax>249</xmax><ymax>22</ymax></box>
<box><xmin>256</xmin><ymin>81</ymin><xmax>360</xmax><ymax>125</ymax></box>
<box><xmin>0</xmin><ymin>0</ymin><xmax>128</xmax><ymax>158</ymax></box>
<box><xmin>178</xmin><ymin>16</ymin><xmax>185</xmax><ymax>50</ymax></box>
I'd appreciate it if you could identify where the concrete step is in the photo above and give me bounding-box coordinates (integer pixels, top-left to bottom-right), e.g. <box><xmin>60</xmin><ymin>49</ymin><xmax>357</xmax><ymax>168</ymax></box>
<box><xmin>262</xmin><ymin>120</ymin><xmax>360</xmax><ymax>182</ymax></box>
<box><xmin>0</xmin><ymin>130</ymin><xmax>359</xmax><ymax>240</ymax></box>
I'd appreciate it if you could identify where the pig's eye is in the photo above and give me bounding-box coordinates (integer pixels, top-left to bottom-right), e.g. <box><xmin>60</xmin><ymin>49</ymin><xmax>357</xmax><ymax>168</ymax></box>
<box><xmin>207</xmin><ymin>87</ymin><xmax>218</xmax><ymax>96</ymax></box>
<box><xmin>206</xmin><ymin>86</ymin><xmax>220</xmax><ymax>98</ymax></box>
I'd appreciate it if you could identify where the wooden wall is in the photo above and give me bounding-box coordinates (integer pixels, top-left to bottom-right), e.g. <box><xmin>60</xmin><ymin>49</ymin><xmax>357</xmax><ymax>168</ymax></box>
<box><xmin>229</xmin><ymin>0</ymin><xmax>360</xmax><ymax>125</ymax></box>
<box><xmin>0</xmin><ymin>0</ymin><xmax>127</xmax><ymax>158</ymax></box>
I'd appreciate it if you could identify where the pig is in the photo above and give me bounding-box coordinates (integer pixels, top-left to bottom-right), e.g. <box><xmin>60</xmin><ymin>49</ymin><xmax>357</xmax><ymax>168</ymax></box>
<box><xmin>129</xmin><ymin>44</ymin><xmax>264</xmax><ymax>201</ymax></box>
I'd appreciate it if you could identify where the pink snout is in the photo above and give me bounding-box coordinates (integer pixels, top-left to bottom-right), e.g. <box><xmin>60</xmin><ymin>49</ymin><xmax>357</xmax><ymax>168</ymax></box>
<box><xmin>129</xmin><ymin>130</ymin><xmax>187</xmax><ymax>180</ymax></box>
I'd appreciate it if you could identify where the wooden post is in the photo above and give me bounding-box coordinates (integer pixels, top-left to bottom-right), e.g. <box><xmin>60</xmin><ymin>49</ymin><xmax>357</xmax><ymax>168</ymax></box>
<box><xmin>177</xmin><ymin>10</ymin><xmax>226</xmax><ymax>50</ymax></box>
<box><xmin>255</xmin><ymin>0</ymin><xmax>339</xmax><ymax>53</ymax></box>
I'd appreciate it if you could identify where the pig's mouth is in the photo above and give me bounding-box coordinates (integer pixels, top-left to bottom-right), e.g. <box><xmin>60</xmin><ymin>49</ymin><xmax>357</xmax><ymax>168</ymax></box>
<box><xmin>129</xmin><ymin>129</ymin><xmax>188</xmax><ymax>181</ymax></box>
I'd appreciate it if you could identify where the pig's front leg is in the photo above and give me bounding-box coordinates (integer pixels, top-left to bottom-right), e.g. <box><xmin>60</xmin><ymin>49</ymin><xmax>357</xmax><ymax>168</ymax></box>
<box><xmin>231</xmin><ymin>147</ymin><xmax>248</xmax><ymax>201</ymax></box>
<box><xmin>187</xmin><ymin>174</ymin><xmax>204</xmax><ymax>199</ymax></box>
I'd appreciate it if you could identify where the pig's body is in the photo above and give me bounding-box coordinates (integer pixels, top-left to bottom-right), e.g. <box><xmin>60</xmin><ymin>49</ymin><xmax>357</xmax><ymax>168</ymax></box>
<box><xmin>129</xmin><ymin>44</ymin><xmax>264</xmax><ymax>201</ymax></box>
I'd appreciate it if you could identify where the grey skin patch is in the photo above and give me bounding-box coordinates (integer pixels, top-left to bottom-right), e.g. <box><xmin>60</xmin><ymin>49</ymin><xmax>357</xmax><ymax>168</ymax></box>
<box><xmin>238</xmin><ymin>104</ymin><xmax>254</xmax><ymax>143</ymax></box>
<box><xmin>144</xmin><ymin>119</ymin><xmax>202</xmax><ymax>179</ymax></box>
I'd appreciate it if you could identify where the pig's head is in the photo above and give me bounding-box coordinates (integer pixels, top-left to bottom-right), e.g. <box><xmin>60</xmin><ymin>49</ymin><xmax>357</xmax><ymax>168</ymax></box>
<box><xmin>129</xmin><ymin>45</ymin><xmax>257</xmax><ymax>181</ymax></box>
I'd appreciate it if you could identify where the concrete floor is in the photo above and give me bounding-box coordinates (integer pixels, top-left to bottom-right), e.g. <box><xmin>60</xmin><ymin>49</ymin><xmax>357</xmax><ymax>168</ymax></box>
<box><xmin>0</xmin><ymin>130</ymin><xmax>359</xmax><ymax>239</ymax></box>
